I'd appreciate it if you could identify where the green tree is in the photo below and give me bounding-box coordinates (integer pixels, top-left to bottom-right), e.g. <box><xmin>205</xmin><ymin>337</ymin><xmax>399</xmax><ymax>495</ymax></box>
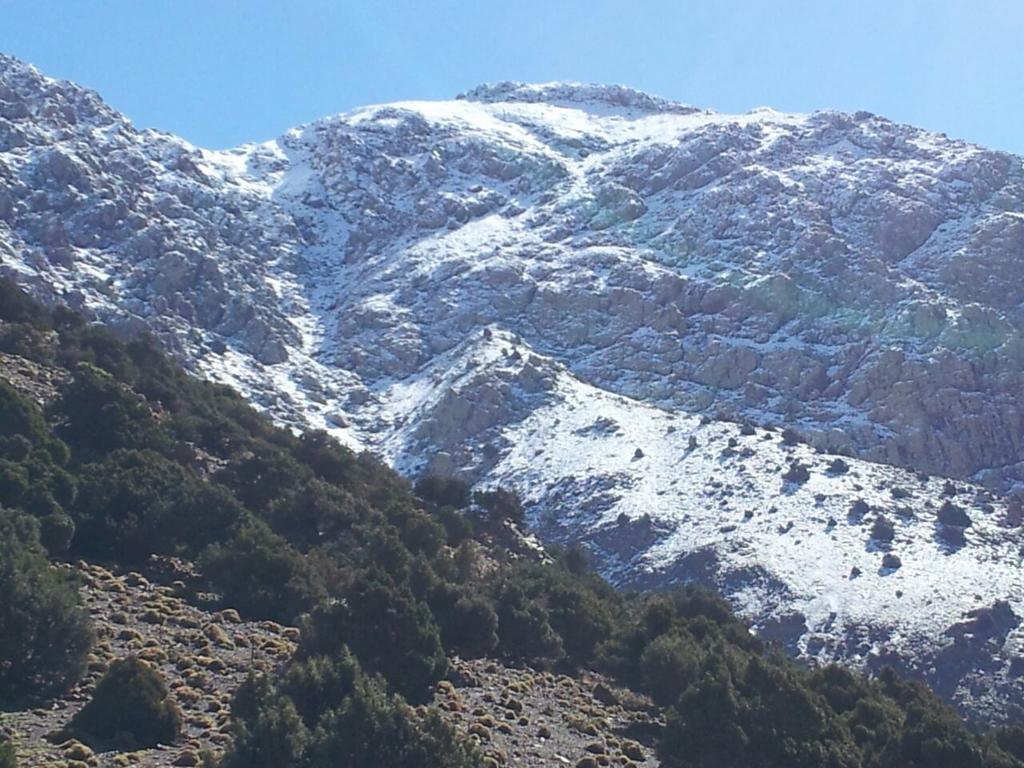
<box><xmin>640</xmin><ymin>632</ymin><xmax>703</xmax><ymax>706</ymax></box>
<box><xmin>547</xmin><ymin>581</ymin><xmax>614</xmax><ymax>666</ymax></box>
<box><xmin>223</xmin><ymin>673</ymin><xmax>308</xmax><ymax>768</ymax></box>
<box><xmin>474</xmin><ymin>487</ymin><xmax>524</xmax><ymax>525</ymax></box>
<box><xmin>0</xmin><ymin>507</ymin><xmax>93</xmax><ymax>703</ymax></box>
<box><xmin>0</xmin><ymin>381</ymin><xmax>48</xmax><ymax>442</ymax></box>
<box><xmin>494</xmin><ymin>582</ymin><xmax>563</xmax><ymax>662</ymax></box>
<box><xmin>72</xmin><ymin>449</ymin><xmax>239</xmax><ymax>561</ymax></box>
<box><xmin>56</xmin><ymin>363</ymin><xmax>160</xmax><ymax>457</ymax></box>
<box><xmin>300</xmin><ymin>573</ymin><xmax>447</xmax><ymax>704</ymax></box>
<box><xmin>442</xmin><ymin>594</ymin><xmax>499</xmax><ymax>658</ymax></box>
<box><xmin>304</xmin><ymin>675</ymin><xmax>477</xmax><ymax>768</ymax></box>
<box><xmin>200</xmin><ymin>521</ymin><xmax>324</xmax><ymax>623</ymax></box>
<box><xmin>222</xmin><ymin>652</ymin><xmax>477</xmax><ymax>768</ymax></box>
<box><xmin>415</xmin><ymin>475</ymin><xmax>471</xmax><ymax>509</ymax></box>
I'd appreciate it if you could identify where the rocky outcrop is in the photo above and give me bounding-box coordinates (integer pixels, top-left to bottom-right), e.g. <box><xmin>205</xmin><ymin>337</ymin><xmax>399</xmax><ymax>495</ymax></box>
<box><xmin>0</xmin><ymin>54</ymin><xmax>300</xmax><ymax>376</ymax></box>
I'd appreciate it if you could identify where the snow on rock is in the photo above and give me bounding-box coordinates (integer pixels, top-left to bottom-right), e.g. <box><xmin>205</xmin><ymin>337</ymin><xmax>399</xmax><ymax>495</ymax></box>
<box><xmin>372</xmin><ymin>330</ymin><xmax>1024</xmax><ymax>720</ymax></box>
<box><xmin>3</xmin><ymin>55</ymin><xmax>1024</xmax><ymax>718</ymax></box>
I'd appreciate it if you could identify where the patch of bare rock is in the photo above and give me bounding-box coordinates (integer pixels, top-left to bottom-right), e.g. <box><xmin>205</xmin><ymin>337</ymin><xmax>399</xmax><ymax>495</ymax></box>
<box><xmin>435</xmin><ymin>658</ymin><xmax>662</xmax><ymax>767</ymax></box>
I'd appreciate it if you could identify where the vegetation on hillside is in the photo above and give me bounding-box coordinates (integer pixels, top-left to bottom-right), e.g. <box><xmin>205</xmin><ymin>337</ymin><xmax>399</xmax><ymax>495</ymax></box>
<box><xmin>1</xmin><ymin>276</ymin><xmax>1023</xmax><ymax>767</ymax></box>
<box><xmin>222</xmin><ymin>649</ymin><xmax>478</xmax><ymax>768</ymax></box>
<box><xmin>0</xmin><ymin>506</ymin><xmax>92</xmax><ymax>703</ymax></box>
<box><xmin>0</xmin><ymin>735</ymin><xmax>15</xmax><ymax>768</ymax></box>
<box><xmin>66</xmin><ymin>657</ymin><xmax>182</xmax><ymax>750</ymax></box>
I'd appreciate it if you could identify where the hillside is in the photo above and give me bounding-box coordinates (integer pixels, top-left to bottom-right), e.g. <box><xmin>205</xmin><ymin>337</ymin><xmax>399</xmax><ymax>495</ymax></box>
<box><xmin>1</xmin><ymin>54</ymin><xmax>1024</xmax><ymax>719</ymax></box>
<box><xmin>4</xmin><ymin>558</ymin><xmax>658</xmax><ymax>768</ymax></box>
<box><xmin>1</xmin><ymin>280</ymin><xmax>1023</xmax><ymax>768</ymax></box>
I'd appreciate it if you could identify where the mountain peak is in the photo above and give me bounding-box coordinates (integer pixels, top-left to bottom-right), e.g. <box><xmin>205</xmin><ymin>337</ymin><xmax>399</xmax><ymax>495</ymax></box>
<box><xmin>0</xmin><ymin>52</ymin><xmax>35</xmax><ymax>75</ymax></box>
<box><xmin>457</xmin><ymin>80</ymin><xmax>703</xmax><ymax>115</ymax></box>
<box><xmin>5</xmin><ymin>59</ymin><xmax>1024</xmax><ymax>720</ymax></box>
<box><xmin>0</xmin><ymin>52</ymin><xmax>121</xmax><ymax>131</ymax></box>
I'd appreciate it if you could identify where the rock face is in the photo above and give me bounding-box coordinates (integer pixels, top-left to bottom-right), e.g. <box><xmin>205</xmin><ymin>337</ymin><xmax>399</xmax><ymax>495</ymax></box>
<box><xmin>3</xmin><ymin>56</ymin><xmax>1024</xmax><ymax>718</ymax></box>
<box><xmin>3</xmin><ymin>57</ymin><xmax>1023</xmax><ymax>489</ymax></box>
<box><xmin>0</xmin><ymin>54</ymin><xmax>298</xmax><ymax>370</ymax></box>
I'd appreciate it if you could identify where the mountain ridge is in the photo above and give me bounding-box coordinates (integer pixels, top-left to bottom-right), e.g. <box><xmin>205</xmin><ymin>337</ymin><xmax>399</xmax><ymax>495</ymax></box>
<box><xmin>2</xmin><ymin>53</ymin><xmax>1024</xmax><ymax>718</ymax></box>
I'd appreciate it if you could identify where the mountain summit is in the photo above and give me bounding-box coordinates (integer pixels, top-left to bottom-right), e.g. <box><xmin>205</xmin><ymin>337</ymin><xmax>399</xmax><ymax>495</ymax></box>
<box><xmin>458</xmin><ymin>80</ymin><xmax>704</xmax><ymax>114</ymax></box>
<box><xmin>2</xmin><ymin>55</ymin><xmax>1024</xmax><ymax>717</ymax></box>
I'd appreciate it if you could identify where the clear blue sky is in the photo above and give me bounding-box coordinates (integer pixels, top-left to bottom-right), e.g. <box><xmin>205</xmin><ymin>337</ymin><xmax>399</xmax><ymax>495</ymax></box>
<box><xmin>2</xmin><ymin>0</ymin><xmax>1021</xmax><ymax>153</ymax></box>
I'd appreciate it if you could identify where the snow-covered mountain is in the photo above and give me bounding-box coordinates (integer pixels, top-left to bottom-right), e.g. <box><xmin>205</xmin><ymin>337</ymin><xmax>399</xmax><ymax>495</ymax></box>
<box><xmin>2</xmin><ymin>55</ymin><xmax>1024</xmax><ymax>719</ymax></box>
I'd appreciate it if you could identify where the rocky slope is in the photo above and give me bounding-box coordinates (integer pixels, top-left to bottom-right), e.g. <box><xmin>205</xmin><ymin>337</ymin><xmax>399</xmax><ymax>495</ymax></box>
<box><xmin>2</xmin><ymin>55</ymin><xmax>1024</xmax><ymax>718</ymax></box>
<box><xmin>437</xmin><ymin>658</ymin><xmax>660</xmax><ymax>768</ymax></box>
<box><xmin>1</xmin><ymin>557</ymin><xmax>661</xmax><ymax>768</ymax></box>
<box><xmin>3</xmin><ymin>559</ymin><xmax>298</xmax><ymax>768</ymax></box>
<box><xmin>376</xmin><ymin>330</ymin><xmax>1024</xmax><ymax>720</ymax></box>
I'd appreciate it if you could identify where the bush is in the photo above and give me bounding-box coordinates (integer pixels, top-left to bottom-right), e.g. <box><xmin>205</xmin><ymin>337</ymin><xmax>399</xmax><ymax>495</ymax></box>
<box><xmin>494</xmin><ymin>582</ymin><xmax>563</xmax><ymax>662</ymax></box>
<box><xmin>436</xmin><ymin>505</ymin><xmax>474</xmax><ymax>545</ymax></box>
<box><xmin>870</xmin><ymin>515</ymin><xmax>896</xmax><ymax>544</ymax></box>
<box><xmin>290</xmin><ymin>429</ymin><xmax>351</xmax><ymax>480</ymax></box>
<box><xmin>38</xmin><ymin>512</ymin><xmax>75</xmax><ymax>556</ymax></box>
<box><xmin>0</xmin><ymin>507</ymin><xmax>93</xmax><ymax>703</ymax></box>
<box><xmin>0</xmin><ymin>322</ymin><xmax>55</xmax><ymax>363</ymax></box>
<box><xmin>0</xmin><ymin>381</ymin><xmax>48</xmax><ymax>442</ymax></box>
<box><xmin>782</xmin><ymin>461</ymin><xmax>811</xmax><ymax>484</ymax></box>
<box><xmin>200</xmin><ymin>522</ymin><xmax>324</xmax><ymax>623</ymax></box>
<box><xmin>640</xmin><ymin>632</ymin><xmax>703</xmax><ymax>706</ymax></box>
<box><xmin>875</xmin><ymin>668</ymin><xmax>992</xmax><ymax>768</ymax></box>
<box><xmin>219</xmin><ymin>446</ymin><xmax>310</xmax><ymax>515</ymax></box>
<box><xmin>659</xmin><ymin>671</ymin><xmax>749</xmax><ymax>768</ymax></box>
<box><xmin>0</xmin><ymin>460</ymin><xmax>29</xmax><ymax>504</ymax></box>
<box><xmin>265</xmin><ymin>480</ymin><xmax>356</xmax><ymax>550</ymax></box>
<box><xmin>937</xmin><ymin>500</ymin><xmax>971</xmax><ymax>528</ymax></box>
<box><xmin>303</xmin><ymin>675</ymin><xmax>478</xmax><ymax>768</ymax></box>
<box><xmin>660</xmin><ymin>658</ymin><xmax>859</xmax><ymax>768</ymax></box>
<box><xmin>994</xmin><ymin>726</ymin><xmax>1024</xmax><ymax>763</ymax></box>
<box><xmin>56</xmin><ymin>363</ymin><xmax>161</xmax><ymax>458</ymax></box>
<box><xmin>67</xmin><ymin>657</ymin><xmax>181</xmax><ymax>750</ymax></box>
<box><xmin>437</xmin><ymin>593</ymin><xmax>499</xmax><ymax>658</ymax></box>
<box><xmin>299</xmin><ymin>574</ymin><xmax>447</xmax><ymax>704</ymax></box>
<box><xmin>72</xmin><ymin>449</ymin><xmax>242</xmax><ymax>561</ymax></box>
<box><xmin>547</xmin><ymin>581</ymin><xmax>614</xmax><ymax>666</ymax></box>
<box><xmin>474</xmin><ymin>487</ymin><xmax>525</xmax><ymax>526</ymax></box>
<box><xmin>827</xmin><ymin>458</ymin><xmax>850</xmax><ymax>475</ymax></box>
<box><xmin>398</xmin><ymin>514</ymin><xmax>447</xmax><ymax>559</ymax></box>
<box><xmin>0</xmin><ymin>279</ymin><xmax>51</xmax><ymax>326</ymax></box>
<box><xmin>415</xmin><ymin>475</ymin><xmax>471</xmax><ymax>509</ymax></box>
<box><xmin>223</xmin><ymin>673</ymin><xmax>308</xmax><ymax>768</ymax></box>
<box><xmin>781</xmin><ymin>428</ymin><xmax>801</xmax><ymax>446</ymax></box>
<box><xmin>0</xmin><ymin>738</ymin><xmax>15</xmax><ymax>768</ymax></box>
<box><xmin>222</xmin><ymin>652</ymin><xmax>478</xmax><ymax>768</ymax></box>
<box><xmin>281</xmin><ymin>653</ymin><xmax>361</xmax><ymax>724</ymax></box>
